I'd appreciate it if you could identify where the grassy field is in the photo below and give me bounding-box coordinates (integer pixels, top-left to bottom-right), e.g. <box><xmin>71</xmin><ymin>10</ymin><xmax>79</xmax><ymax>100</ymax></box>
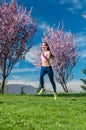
<box><xmin>0</xmin><ymin>93</ymin><xmax>86</xmax><ymax>130</ymax></box>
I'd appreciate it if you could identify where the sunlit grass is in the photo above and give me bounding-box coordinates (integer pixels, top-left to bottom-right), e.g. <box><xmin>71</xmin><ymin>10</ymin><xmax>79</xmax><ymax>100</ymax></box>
<box><xmin>0</xmin><ymin>93</ymin><xmax>86</xmax><ymax>130</ymax></box>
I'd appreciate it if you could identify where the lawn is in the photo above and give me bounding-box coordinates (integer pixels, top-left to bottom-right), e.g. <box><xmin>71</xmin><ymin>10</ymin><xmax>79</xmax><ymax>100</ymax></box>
<box><xmin>0</xmin><ymin>93</ymin><xmax>86</xmax><ymax>130</ymax></box>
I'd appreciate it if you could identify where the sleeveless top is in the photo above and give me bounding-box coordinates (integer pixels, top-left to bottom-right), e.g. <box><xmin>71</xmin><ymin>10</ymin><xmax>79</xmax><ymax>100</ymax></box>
<box><xmin>41</xmin><ymin>51</ymin><xmax>49</xmax><ymax>62</ymax></box>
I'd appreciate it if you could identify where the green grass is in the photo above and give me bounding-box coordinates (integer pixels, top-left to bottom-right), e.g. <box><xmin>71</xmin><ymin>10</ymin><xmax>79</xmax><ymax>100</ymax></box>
<box><xmin>0</xmin><ymin>93</ymin><xmax>86</xmax><ymax>130</ymax></box>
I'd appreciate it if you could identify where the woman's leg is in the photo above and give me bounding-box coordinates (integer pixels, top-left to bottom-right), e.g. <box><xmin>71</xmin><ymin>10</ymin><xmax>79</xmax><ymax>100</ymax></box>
<box><xmin>40</xmin><ymin>67</ymin><xmax>46</xmax><ymax>89</ymax></box>
<box><xmin>47</xmin><ymin>66</ymin><xmax>56</xmax><ymax>92</ymax></box>
<box><xmin>38</xmin><ymin>67</ymin><xmax>46</xmax><ymax>95</ymax></box>
<box><xmin>47</xmin><ymin>66</ymin><xmax>57</xmax><ymax>99</ymax></box>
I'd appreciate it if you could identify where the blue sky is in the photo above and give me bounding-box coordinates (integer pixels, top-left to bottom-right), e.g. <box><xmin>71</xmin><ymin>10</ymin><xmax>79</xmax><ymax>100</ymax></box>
<box><xmin>8</xmin><ymin>0</ymin><xmax>86</xmax><ymax>83</ymax></box>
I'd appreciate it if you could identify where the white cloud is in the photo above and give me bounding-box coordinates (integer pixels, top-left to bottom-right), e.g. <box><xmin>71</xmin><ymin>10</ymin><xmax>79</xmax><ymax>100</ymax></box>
<box><xmin>67</xmin><ymin>80</ymin><xmax>84</xmax><ymax>92</ymax></box>
<box><xmin>25</xmin><ymin>45</ymin><xmax>39</xmax><ymax>64</ymax></box>
<box><xmin>82</xmin><ymin>14</ymin><xmax>86</xmax><ymax>18</ymax></box>
<box><xmin>74</xmin><ymin>33</ymin><xmax>86</xmax><ymax>47</ymax></box>
<box><xmin>60</xmin><ymin>0</ymin><xmax>82</xmax><ymax>9</ymax></box>
<box><xmin>25</xmin><ymin>51</ymin><xmax>35</xmax><ymax>63</ymax></box>
<box><xmin>38</xmin><ymin>22</ymin><xmax>50</xmax><ymax>31</ymax></box>
<box><xmin>72</xmin><ymin>0</ymin><xmax>82</xmax><ymax>9</ymax></box>
<box><xmin>59</xmin><ymin>0</ymin><xmax>85</xmax><ymax>14</ymax></box>
<box><xmin>74</xmin><ymin>33</ymin><xmax>86</xmax><ymax>58</ymax></box>
<box><xmin>11</xmin><ymin>68</ymin><xmax>37</xmax><ymax>73</ymax></box>
<box><xmin>67</xmin><ymin>7</ymin><xmax>76</xmax><ymax>14</ymax></box>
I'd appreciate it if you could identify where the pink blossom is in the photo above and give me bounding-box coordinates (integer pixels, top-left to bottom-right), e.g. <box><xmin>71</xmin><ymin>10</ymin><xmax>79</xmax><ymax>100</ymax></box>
<box><xmin>34</xmin><ymin>25</ymin><xmax>78</xmax><ymax>92</ymax></box>
<box><xmin>0</xmin><ymin>0</ymin><xmax>37</xmax><ymax>94</ymax></box>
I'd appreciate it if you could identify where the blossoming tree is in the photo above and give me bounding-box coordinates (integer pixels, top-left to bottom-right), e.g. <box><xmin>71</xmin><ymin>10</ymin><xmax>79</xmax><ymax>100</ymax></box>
<box><xmin>0</xmin><ymin>0</ymin><xmax>37</xmax><ymax>94</ymax></box>
<box><xmin>34</xmin><ymin>26</ymin><xmax>78</xmax><ymax>92</ymax></box>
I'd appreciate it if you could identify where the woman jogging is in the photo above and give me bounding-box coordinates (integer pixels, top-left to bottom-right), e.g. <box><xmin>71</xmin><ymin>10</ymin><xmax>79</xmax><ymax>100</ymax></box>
<box><xmin>38</xmin><ymin>42</ymin><xmax>57</xmax><ymax>100</ymax></box>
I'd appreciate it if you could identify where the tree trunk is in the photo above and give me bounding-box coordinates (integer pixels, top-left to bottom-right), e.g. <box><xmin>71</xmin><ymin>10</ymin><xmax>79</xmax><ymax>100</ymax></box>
<box><xmin>62</xmin><ymin>77</ymin><xmax>68</xmax><ymax>92</ymax></box>
<box><xmin>60</xmin><ymin>81</ymin><xmax>68</xmax><ymax>92</ymax></box>
<box><xmin>60</xmin><ymin>82</ymin><xmax>66</xmax><ymax>92</ymax></box>
<box><xmin>64</xmin><ymin>81</ymin><xmax>68</xmax><ymax>92</ymax></box>
<box><xmin>1</xmin><ymin>77</ymin><xmax>6</xmax><ymax>94</ymax></box>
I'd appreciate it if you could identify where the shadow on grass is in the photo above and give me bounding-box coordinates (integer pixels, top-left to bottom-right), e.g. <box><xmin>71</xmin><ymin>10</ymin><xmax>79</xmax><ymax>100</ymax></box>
<box><xmin>0</xmin><ymin>101</ymin><xmax>5</xmax><ymax>104</ymax></box>
<box><xmin>35</xmin><ymin>92</ymin><xmax>86</xmax><ymax>98</ymax></box>
<box><xmin>36</xmin><ymin>94</ymin><xmax>54</xmax><ymax>97</ymax></box>
<box><xmin>58</xmin><ymin>92</ymin><xmax>86</xmax><ymax>97</ymax></box>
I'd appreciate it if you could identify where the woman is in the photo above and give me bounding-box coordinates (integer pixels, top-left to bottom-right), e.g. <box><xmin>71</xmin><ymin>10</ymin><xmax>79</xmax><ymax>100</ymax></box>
<box><xmin>38</xmin><ymin>42</ymin><xmax>57</xmax><ymax>100</ymax></box>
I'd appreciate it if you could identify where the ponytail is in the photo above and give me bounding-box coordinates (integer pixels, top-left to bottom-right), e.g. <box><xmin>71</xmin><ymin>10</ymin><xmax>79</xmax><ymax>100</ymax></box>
<box><xmin>43</xmin><ymin>42</ymin><xmax>54</xmax><ymax>59</ymax></box>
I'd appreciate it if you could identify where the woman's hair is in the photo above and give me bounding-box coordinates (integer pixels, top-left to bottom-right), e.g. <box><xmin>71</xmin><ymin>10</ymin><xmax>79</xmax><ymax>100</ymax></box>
<box><xmin>42</xmin><ymin>42</ymin><xmax>54</xmax><ymax>58</ymax></box>
<box><xmin>42</xmin><ymin>42</ymin><xmax>50</xmax><ymax>51</ymax></box>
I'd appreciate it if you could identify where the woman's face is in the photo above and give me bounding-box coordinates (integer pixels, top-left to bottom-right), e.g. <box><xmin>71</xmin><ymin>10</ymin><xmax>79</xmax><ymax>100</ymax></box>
<box><xmin>41</xmin><ymin>43</ymin><xmax>48</xmax><ymax>51</ymax></box>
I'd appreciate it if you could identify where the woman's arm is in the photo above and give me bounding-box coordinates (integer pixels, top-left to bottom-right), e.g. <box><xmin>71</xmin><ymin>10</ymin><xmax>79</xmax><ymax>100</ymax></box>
<box><xmin>43</xmin><ymin>51</ymin><xmax>51</xmax><ymax>61</ymax></box>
